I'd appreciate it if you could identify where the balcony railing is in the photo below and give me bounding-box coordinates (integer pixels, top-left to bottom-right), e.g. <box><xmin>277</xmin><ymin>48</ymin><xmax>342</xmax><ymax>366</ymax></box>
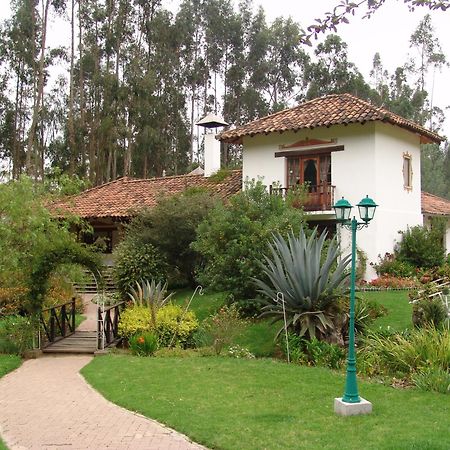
<box><xmin>269</xmin><ymin>183</ymin><xmax>335</xmax><ymax>212</ymax></box>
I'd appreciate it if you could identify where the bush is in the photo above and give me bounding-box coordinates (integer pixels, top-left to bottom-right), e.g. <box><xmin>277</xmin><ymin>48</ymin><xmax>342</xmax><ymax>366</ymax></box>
<box><xmin>192</xmin><ymin>180</ymin><xmax>305</xmax><ymax>309</ymax></box>
<box><xmin>368</xmin><ymin>275</ymin><xmax>419</xmax><ymax>289</ymax></box>
<box><xmin>113</xmin><ymin>240</ymin><xmax>168</xmax><ymax>299</ymax></box>
<box><xmin>201</xmin><ymin>304</ymin><xmax>248</xmax><ymax>355</ymax></box>
<box><xmin>281</xmin><ymin>334</ymin><xmax>345</xmax><ymax>369</ymax></box>
<box><xmin>129</xmin><ymin>332</ymin><xmax>158</xmax><ymax>356</ymax></box>
<box><xmin>412</xmin><ymin>297</ymin><xmax>448</xmax><ymax>329</ymax></box>
<box><xmin>118</xmin><ymin>306</ymin><xmax>152</xmax><ymax>339</ymax></box>
<box><xmin>155</xmin><ymin>304</ymin><xmax>199</xmax><ymax>348</ymax></box>
<box><xmin>0</xmin><ymin>316</ymin><xmax>34</xmax><ymax>355</ymax></box>
<box><xmin>0</xmin><ymin>287</ymin><xmax>28</xmax><ymax>317</ymax></box>
<box><xmin>372</xmin><ymin>253</ymin><xmax>416</xmax><ymax>277</ymax></box>
<box><xmin>397</xmin><ymin>225</ymin><xmax>445</xmax><ymax>268</ymax></box>
<box><xmin>359</xmin><ymin>327</ymin><xmax>450</xmax><ymax>380</ymax></box>
<box><xmin>412</xmin><ymin>367</ymin><xmax>450</xmax><ymax>394</ymax></box>
<box><xmin>123</xmin><ymin>189</ymin><xmax>219</xmax><ymax>286</ymax></box>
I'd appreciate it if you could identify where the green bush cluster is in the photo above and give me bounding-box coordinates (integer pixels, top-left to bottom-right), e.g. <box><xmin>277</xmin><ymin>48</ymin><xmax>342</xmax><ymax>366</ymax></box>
<box><xmin>192</xmin><ymin>180</ymin><xmax>306</xmax><ymax>309</ymax></box>
<box><xmin>372</xmin><ymin>252</ymin><xmax>417</xmax><ymax>277</ymax></box>
<box><xmin>113</xmin><ymin>241</ymin><xmax>168</xmax><ymax>299</ymax></box>
<box><xmin>359</xmin><ymin>327</ymin><xmax>450</xmax><ymax>385</ymax></box>
<box><xmin>0</xmin><ymin>316</ymin><xmax>34</xmax><ymax>355</ymax></box>
<box><xmin>128</xmin><ymin>332</ymin><xmax>158</xmax><ymax>356</ymax></box>
<box><xmin>118</xmin><ymin>188</ymin><xmax>217</xmax><ymax>288</ymax></box>
<box><xmin>397</xmin><ymin>224</ymin><xmax>446</xmax><ymax>269</ymax></box>
<box><xmin>281</xmin><ymin>334</ymin><xmax>345</xmax><ymax>369</ymax></box>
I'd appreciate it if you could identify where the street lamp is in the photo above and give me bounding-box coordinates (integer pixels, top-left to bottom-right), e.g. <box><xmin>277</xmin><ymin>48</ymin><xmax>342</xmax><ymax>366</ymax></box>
<box><xmin>333</xmin><ymin>195</ymin><xmax>378</xmax><ymax>416</ymax></box>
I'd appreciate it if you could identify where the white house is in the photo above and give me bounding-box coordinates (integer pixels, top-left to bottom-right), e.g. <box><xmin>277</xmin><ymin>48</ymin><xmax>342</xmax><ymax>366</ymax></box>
<box><xmin>218</xmin><ymin>93</ymin><xmax>448</xmax><ymax>279</ymax></box>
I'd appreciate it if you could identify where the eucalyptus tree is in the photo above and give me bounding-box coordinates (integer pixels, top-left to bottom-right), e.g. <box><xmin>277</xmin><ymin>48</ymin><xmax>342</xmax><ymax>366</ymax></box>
<box><xmin>305</xmin><ymin>34</ymin><xmax>372</xmax><ymax>100</ymax></box>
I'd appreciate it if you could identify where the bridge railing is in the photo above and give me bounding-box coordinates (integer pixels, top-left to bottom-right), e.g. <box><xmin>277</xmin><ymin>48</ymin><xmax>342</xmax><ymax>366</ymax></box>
<box><xmin>40</xmin><ymin>298</ymin><xmax>76</xmax><ymax>347</ymax></box>
<box><xmin>97</xmin><ymin>302</ymin><xmax>125</xmax><ymax>350</ymax></box>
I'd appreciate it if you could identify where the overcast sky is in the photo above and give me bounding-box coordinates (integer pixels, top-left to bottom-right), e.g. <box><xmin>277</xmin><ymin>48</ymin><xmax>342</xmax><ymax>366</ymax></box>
<box><xmin>1</xmin><ymin>0</ymin><xmax>449</xmax><ymax>139</ymax></box>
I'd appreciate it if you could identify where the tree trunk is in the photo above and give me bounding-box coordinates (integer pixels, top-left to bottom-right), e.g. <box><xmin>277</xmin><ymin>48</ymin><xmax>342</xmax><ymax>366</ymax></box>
<box><xmin>68</xmin><ymin>0</ymin><xmax>76</xmax><ymax>175</ymax></box>
<box><xmin>26</xmin><ymin>0</ymin><xmax>50</xmax><ymax>178</ymax></box>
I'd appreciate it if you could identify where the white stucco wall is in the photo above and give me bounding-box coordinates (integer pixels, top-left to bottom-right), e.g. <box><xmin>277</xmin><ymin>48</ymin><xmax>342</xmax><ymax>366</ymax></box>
<box><xmin>242</xmin><ymin>122</ymin><xmax>424</xmax><ymax>280</ymax></box>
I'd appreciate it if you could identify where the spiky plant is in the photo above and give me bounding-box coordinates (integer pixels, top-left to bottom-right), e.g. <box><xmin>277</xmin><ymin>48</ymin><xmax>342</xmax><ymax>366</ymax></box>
<box><xmin>128</xmin><ymin>279</ymin><xmax>174</xmax><ymax>327</ymax></box>
<box><xmin>253</xmin><ymin>229</ymin><xmax>351</xmax><ymax>340</ymax></box>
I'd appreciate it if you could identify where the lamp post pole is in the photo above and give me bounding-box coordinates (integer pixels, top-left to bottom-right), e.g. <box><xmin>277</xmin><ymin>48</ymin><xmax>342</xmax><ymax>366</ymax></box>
<box><xmin>333</xmin><ymin>195</ymin><xmax>377</xmax><ymax>416</ymax></box>
<box><xmin>342</xmin><ymin>217</ymin><xmax>360</xmax><ymax>403</ymax></box>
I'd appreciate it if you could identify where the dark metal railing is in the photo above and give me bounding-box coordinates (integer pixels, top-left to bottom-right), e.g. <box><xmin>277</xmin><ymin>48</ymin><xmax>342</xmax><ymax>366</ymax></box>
<box><xmin>269</xmin><ymin>183</ymin><xmax>335</xmax><ymax>211</ymax></box>
<box><xmin>97</xmin><ymin>302</ymin><xmax>125</xmax><ymax>350</ymax></box>
<box><xmin>40</xmin><ymin>298</ymin><xmax>76</xmax><ymax>347</ymax></box>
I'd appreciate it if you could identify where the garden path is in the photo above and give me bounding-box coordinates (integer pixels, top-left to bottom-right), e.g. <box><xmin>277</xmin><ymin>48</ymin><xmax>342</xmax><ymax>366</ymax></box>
<box><xmin>0</xmin><ymin>295</ymin><xmax>206</xmax><ymax>450</ymax></box>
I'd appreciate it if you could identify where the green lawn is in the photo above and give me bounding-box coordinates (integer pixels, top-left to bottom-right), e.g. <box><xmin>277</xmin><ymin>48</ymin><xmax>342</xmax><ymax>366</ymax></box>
<box><xmin>0</xmin><ymin>354</ymin><xmax>21</xmax><ymax>450</ymax></box>
<box><xmin>82</xmin><ymin>355</ymin><xmax>450</xmax><ymax>450</ymax></box>
<box><xmin>173</xmin><ymin>289</ymin><xmax>278</xmax><ymax>357</ymax></box>
<box><xmin>360</xmin><ymin>290</ymin><xmax>412</xmax><ymax>331</ymax></box>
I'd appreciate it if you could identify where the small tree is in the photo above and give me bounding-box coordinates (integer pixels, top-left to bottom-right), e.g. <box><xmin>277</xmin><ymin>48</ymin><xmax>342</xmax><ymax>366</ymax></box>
<box><xmin>192</xmin><ymin>180</ymin><xmax>306</xmax><ymax>307</ymax></box>
<box><xmin>397</xmin><ymin>223</ymin><xmax>445</xmax><ymax>268</ymax></box>
<box><xmin>122</xmin><ymin>188</ymin><xmax>218</xmax><ymax>286</ymax></box>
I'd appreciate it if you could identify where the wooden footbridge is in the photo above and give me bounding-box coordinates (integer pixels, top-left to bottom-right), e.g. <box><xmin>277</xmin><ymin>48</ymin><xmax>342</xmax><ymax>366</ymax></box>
<box><xmin>40</xmin><ymin>298</ymin><xmax>125</xmax><ymax>354</ymax></box>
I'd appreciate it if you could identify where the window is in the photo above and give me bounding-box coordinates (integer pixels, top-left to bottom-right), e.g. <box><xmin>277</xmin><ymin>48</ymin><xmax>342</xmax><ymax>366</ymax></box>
<box><xmin>403</xmin><ymin>153</ymin><xmax>412</xmax><ymax>190</ymax></box>
<box><xmin>287</xmin><ymin>154</ymin><xmax>331</xmax><ymax>189</ymax></box>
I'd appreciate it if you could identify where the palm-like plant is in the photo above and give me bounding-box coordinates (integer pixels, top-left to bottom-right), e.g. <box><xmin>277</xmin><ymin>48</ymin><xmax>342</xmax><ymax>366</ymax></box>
<box><xmin>253</xmin><ymin>229</ymin><xmax>351</xmax><ymax>340</ymax></box>
<box><xmin>128</xmin><ymin>279</ymin><xmax>174</xmax><ymax>327</ymax></box>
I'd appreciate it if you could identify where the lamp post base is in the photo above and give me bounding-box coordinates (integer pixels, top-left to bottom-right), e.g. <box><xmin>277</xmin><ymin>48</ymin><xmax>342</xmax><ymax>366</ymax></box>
<box><xmin>334</xmin><ymin>397</ymin><xmax>372</xmax><ymax>416</ymax></box>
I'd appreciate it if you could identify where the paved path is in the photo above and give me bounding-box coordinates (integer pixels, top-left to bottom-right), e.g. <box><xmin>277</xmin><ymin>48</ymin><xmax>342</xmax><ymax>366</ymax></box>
<box><xmin>76</xmin><ymin>294</ymin><xmax>98</xmax><ymax>332</ymax></box>
<box><xmin>0</xmin><ymin>294</ymin><xmax>206</xmax><ymax>450</ymax></box>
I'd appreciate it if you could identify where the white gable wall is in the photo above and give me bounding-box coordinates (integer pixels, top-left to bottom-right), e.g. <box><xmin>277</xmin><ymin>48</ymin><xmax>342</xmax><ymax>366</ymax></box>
<box><xmin>242</xmin><ymin>122</ymin><xmax>424</xmax><ymax>280</ymax></box>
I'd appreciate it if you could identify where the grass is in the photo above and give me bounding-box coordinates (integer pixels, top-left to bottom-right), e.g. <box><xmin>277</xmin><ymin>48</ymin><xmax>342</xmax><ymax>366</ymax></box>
<box><xmin>82</xmin><ymin>355</ymin><xmax>450</xmax><ymax>450</ymax></box>
<box><xmin>0</xmin><ymin>354</ymin><xmax>21</xmax><ymax>450</ymax></box>
<box><xmin>360</xmin><ymin>290</ymin><xmax>412</xmax><ymax>331</ymax></box>
<box><xmin>173</xmin><ymin>289</ymin><xmax>278</xmax><ymax>356</ymax></box>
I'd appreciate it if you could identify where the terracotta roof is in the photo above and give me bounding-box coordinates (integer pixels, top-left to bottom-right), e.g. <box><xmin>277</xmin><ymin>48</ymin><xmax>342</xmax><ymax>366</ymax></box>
<box><xmin>50</xmin><ymin>170</ymin><xmax>242</xmax><ymax>219</ymax></box>
<box><xmin>218</xmin><ymin>93</ymin><xmax>443</xmax><ymax>144</ymax></box>
<box><xmin>421</xmin><ymin>191</ymin><xmax>450</xmax><ymax>216</ymax></box>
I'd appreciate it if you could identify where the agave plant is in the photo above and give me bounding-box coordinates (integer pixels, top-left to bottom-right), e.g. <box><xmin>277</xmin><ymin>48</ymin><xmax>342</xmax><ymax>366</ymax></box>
<box><xmin>128</xmin><ymin>279</ymin><xmax>174</xmax><ymax>327</ymax></box>
<box><xmin>253</xmin><ymin>229</ymin><xmax>351</xmax><ymax>340</ymax></box>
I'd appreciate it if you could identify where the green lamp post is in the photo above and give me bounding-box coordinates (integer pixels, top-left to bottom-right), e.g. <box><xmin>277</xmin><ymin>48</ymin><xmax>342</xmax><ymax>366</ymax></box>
<box><xmin>333</xmin><ymin>195</ymin><xmax>377</xmax><ymax>414</ymax></box>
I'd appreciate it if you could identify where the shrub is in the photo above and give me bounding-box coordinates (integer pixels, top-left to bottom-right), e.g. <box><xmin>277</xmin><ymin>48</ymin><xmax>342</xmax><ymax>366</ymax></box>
<box><xmin>372</xmin><ymin>253</ymin><xmax>416</xmax><ymax>277</ymax></box>
<box><xmin>0</xmin><ymin>316</ymin><xmax>34</xmax><ymax>355</ymax></box>
<box><xmin>113</xmin><ymin>241</ymin><xmax>168</xmax><ymax>299</ymax></box>
<box><xmin>359</xmin><ymin>327</ymin><xmax>450</xmax><ymax>379</ymax></box>
<box><xmin>254</xmin><ymin>229</ymin><xmax>350</xmax><ymax>341</ymax></box>
<box><xmin>0</xmin><ymin>287</ymin><xmax>28</xmax><ymax>317</ymax></box>
<box><xmin>122</xmin><ymin>189</ymin><xmax>218</xmax><ymax>286</ymax></box>
<box><xmin>202</xmin><ymin>304</ymin><xmax>248</xmax><ymax>355</ymax></box>
<box><xmin>118</xmin><ymin>306</ymin><xmax>152</xmax><ymax>339</ymax></box>
<box><xmin>412</xmin><ymin>297</ymin><xmax>448</xmax><ymax>329</ymax></box>
<box><xmin>368</xmin><ymin>275</ymin><xmax>419</xmax><ymax>289</ymax></box>
<box><xmin>155</xmin><ymin>304</ymin><xmax>199</xmax><ymax>348</ymax></box>
<box><xmin>281</xmin><ymin>334</ymin><xmax>345</xmax><ymax>369</ymax></box>
<box><xmin>397</xmin><ymin>225</ymin><xmax>445</xmax><ymax>268</ymax></box>
<box><xmin>412</xmin><ymin>367</ymin><xmax>450</xmax><ymax>394</ymax></box>
<box><xmin>128</xmin><ymin>279</ymin><xmax>173</xmax><ymax>327</ymax></box>
<box><xmin>192</xmin><ymin>180</ymin><xmax>306</xmax><ymax>308</ymax></box>
<box><xmin>129</xmin><ymin>332</ymin><xmax>158</xmax><ymax>356</ymax></box>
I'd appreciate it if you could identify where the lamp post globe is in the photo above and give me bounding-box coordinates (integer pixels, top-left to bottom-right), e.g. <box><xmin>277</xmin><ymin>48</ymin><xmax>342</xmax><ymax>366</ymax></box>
<box><xmin>357</xmin><ymin>196</ymin><xmax>378</xmax><ymax>223</ymax></box>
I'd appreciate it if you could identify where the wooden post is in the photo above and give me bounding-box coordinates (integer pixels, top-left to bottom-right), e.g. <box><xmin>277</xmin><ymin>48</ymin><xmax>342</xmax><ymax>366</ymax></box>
<box><xmin>61</xmin><ymin>304</ymin><xmax>66</xmax><ymax>336</ymax></box>
<box><xmin>71</xmin><ymin>297</ymin><xmax>76</xmax><ymax>331</ymax></box>
<box><xmin>50</xmin><ymin>309</ymin><xmax>56</xmax><ymax>342</ymax></box>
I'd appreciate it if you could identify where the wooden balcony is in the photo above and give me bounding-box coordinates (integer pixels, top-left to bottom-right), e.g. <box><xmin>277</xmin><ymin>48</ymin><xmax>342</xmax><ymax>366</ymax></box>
<box><xmin>269</xmin><ymin>183</ymin><xmax>335</xmax><ymax>212</ymax></box>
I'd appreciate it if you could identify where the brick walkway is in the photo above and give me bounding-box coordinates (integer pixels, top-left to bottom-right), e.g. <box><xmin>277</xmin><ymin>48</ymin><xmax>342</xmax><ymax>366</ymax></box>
<box><xmin>0</xmin><ymin>295</ymin><xmax>206</xmax><ymax>450</ymax></box>
<box><xmin>0</xmin><ymin>355</ymin><xmax>206</xmax><ymax>450</ymax></box>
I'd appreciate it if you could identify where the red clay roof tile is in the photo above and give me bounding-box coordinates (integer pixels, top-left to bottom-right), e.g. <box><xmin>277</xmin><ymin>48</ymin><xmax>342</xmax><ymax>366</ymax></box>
<box><xmin>421</xmin><ymin>191</ymin><xmax>450</xmax><ymax>216</ymax></box>
<box><xmin>218</xmin><ymin>93</ymin><xmax>443</xmax><ymax>144</ymax></box>
<box><xmin>49</xmin><ymin>170</ymin><xmax>242</xmax><ymax>219</ymax></box>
